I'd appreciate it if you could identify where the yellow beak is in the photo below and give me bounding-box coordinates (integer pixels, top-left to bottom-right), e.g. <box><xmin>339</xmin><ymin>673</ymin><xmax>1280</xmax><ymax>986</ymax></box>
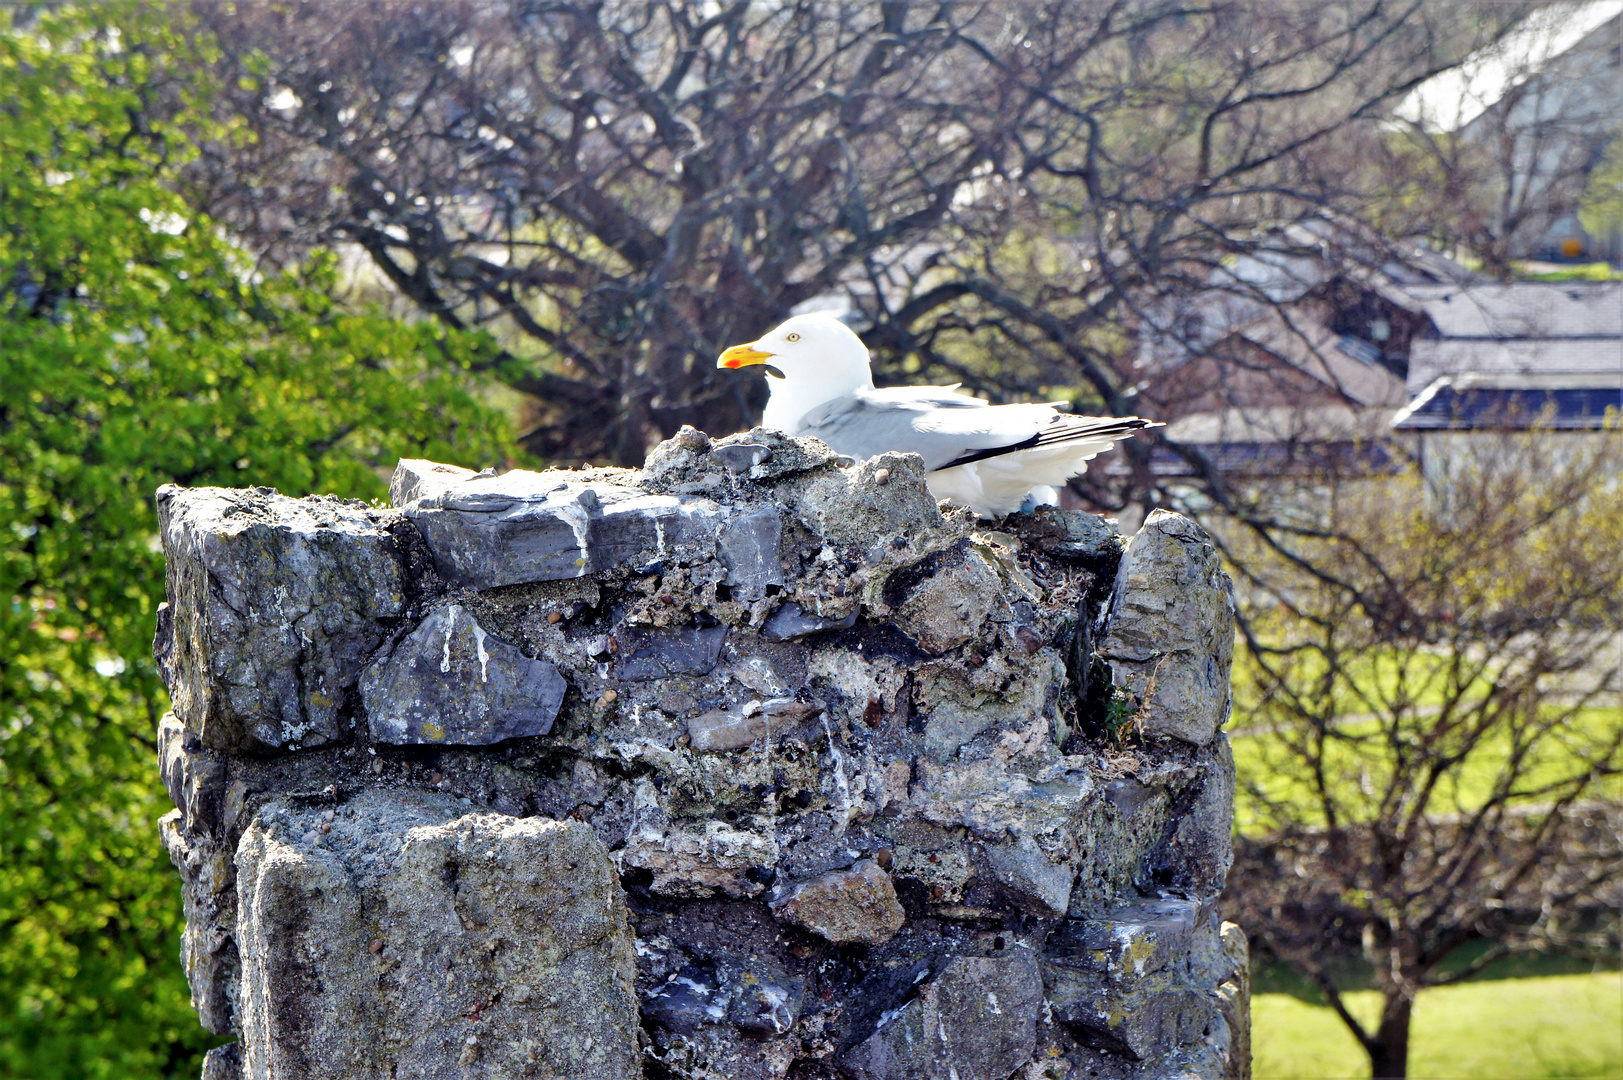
<box><xmin>718</xmin><ymin>342</ymin><xmax>773</xmax><ymax>369</ymax></box>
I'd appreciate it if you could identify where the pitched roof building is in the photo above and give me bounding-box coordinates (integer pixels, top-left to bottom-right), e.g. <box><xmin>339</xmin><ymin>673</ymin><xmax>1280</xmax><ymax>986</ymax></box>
<box><xmin>1136</xmin><ymin>231</ymin><xmax>1619</xmax><ymax>483</ymax></box>
<box><xmin>1394</xmin><ymin>281</ymin><xmax>1622</xmax><ymax>430</ymax></box>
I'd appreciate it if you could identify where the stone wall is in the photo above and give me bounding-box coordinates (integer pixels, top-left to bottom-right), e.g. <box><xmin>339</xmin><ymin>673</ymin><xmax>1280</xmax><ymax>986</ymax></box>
<box><xmin>155</xmin><ymin>427</ymin><xmax>1249</xmax><ymax>1080</ymax></box>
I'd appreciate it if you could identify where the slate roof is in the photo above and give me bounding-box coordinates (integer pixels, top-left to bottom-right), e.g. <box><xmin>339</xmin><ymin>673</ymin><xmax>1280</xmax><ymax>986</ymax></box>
<box><xmin>1133</xmin><ymin>439</ymin><xmax>1406</xmax><ymax>478</ymax></box>
<box><xmin>1404</xmin><ymin>282</ymin><xmax>1622</xmax><ymax>341</ymax></box>
<box><xmin>1393</xmin><ymin>379</ymin><xmax>1621</xmax><ymax>430</ymax></box>
<box><xmin>1397</xmin><ymin>282</ymin><xmax>1621</xmax><ymax>430</ymax></box>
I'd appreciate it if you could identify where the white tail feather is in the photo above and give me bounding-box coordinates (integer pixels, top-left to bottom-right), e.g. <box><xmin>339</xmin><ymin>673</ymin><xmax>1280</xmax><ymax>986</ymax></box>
<box><xmin>927</xmin><ymin>438</ymin><xmax>1119</xmax><ymax>517</ymax></box>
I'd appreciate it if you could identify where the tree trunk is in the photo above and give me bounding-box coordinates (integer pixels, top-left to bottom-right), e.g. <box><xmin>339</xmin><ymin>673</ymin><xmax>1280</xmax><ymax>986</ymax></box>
<box><xmin>1366</xmin><ymin>992</ymin><xmax>1415</xmax><ymax>1079</ymax></box>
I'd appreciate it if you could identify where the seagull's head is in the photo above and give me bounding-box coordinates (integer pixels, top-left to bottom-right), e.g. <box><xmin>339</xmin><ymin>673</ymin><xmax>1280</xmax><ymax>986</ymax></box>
<box><xmin>718</xmin><ymin>312</ymin><xmax>873</xmax><ymax>383</ymax></box>
<box><xmin>717</xmin><ymin>312</ymin><xmax>874</xmax><ymax>430</ymax></box>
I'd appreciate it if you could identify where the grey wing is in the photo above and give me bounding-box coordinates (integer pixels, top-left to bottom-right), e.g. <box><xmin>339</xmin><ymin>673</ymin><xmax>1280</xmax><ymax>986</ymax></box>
<box><xmin>795</xmin><ymin>388</ymin><xmax>1045</xmax><ymax>471</ymax></box>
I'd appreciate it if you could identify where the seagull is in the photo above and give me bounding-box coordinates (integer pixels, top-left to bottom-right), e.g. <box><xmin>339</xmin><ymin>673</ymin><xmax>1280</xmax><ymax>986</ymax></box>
<box><xmin>717</xmin><ymin>312</ymin><xmax>1158</xmax><ymax>517</ymax></box>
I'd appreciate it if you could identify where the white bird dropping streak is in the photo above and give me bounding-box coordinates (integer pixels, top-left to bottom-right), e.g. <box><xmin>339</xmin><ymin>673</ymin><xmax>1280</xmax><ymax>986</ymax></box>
<box><xmin>821</xmin><ymin>711</ymin><xmax>852</xmax><ymax>824</ymax></box>
<box><xmin>440</xmin><ymin>608</ymin><xmax>455</xmax><ymax>673</ymax></box>
<box><xmin>471</xmin><ymin>623</ymin><xmax>490</xmax><ymax>683</ymax></box>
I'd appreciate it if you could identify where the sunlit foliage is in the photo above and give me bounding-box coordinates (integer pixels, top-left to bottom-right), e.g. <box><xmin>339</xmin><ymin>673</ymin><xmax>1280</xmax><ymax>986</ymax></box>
<box><xmin>0</xmin><ymin>4</ymin><xmax>513</xmax><ymax>1075</ymax></box>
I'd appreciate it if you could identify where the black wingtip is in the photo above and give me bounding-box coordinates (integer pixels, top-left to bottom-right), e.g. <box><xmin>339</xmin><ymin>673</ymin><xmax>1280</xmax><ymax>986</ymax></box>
<box><xmin>940</xmin><ymin>414</ymin><xmax>1158</xmax><ymax>469</ymax></box>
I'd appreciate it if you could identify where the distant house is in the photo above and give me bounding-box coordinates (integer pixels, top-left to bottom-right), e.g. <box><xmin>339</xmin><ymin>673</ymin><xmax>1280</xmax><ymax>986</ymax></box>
<box><xmin>1393</xmin><ymin>281</ymin><xmax>1622</xmax><ymax>467</ymax></box>
<box><xmin>1136</xmin><ymin>229</ymin><xmax>1620</xmax><ymax>488</ymax></box>
<box><xmin>1134</xmin><ymin>223</ymin><xmax>1471</xmax><ymax>480</ymax></box>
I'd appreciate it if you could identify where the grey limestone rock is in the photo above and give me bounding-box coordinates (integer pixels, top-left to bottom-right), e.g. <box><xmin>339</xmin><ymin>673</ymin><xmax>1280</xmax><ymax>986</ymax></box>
<box><xmin>982</xmin><ymin>833</ymin><xmax>1077</xmax><ymax>918</ymax></box>
<box><xmin>913</xmin><ymin>653</ymin><xmax>1064</xmax><ymax>762</ymax></box>
<box><xmin>711</xmin><ymin>440</ymin><xmax>774</xmax><ymax>475</ymax></box>
<box><xmin>768</xmin><ymin>859</ymin><xmax>906</xmax><ymax>945</ymax></box>
<box><xmin>641</xmin><ymin>957</ymin><xmax>807</xmax><ymax>1042</ymax></box>
<box><xmin>887</xmin><ymin>538</ymin><xmax>1007</xmax><ymax>655</ymax></box>
<box><xmin>388</xmin><ymin>458</ymin><xmax>479</xmax><ymax>507</ymax></box>
<box><xmin>645</xmin><ymin>426</ymin><xmax>843</xmax><ymax>487</ymax></box>
<box><xmin>1145</xmin><ymin>735</ymin><xmax>1238</xmax><ymax>896</ymax></box>
<box><xmin>785</xmin><ymin>450</ymin><xmax>944</xmax><ymax>555</ymax></box>
<box><xmin>1065</xmin><ymin>981</ymin><xmax>1227</xmax><ymax>1064</ymax></box>
<box><xmin>612</xmin><ymin>621</ymin><xmax>729</xmax><ymax>681</ymax></box>
<box><xmin>155</xmin><ymin>485</ymin><xmax>407</xmax><ymax>753</ymax></box>
<box><xmin>718</xmin><ymin>507</ymin><xmax>786</xmax><ymax>602</ymax></box>
<box><xmin>686</xmin><ymin>697</ymin><xmax>824</xmax><ymax>752</ymax></box>
<box><xmin>401</xmin><ymin>468</ymin><xmax>742</xmax><ymax>591</ymax></box>
<box><xmin>642</xmin><ymin>967</ymin><xmax>726</xmax><ymax>1035</ymax></box>
<box><xmin>842</xmin><ymin>952</ymin><xmax>1045</xmax><ymax>1080</ymax></box>
<box><xmin>1218</xmin><ymin>921</ymin><xmax>1252</xmax><ymax>1080</ymax></box>
<box><xmin>1099</xmin><ymin>509</ymin><xmax>1236</xmax><ymax>746</ymax></box>
<box><xmin>711</xmin><ymin>426</ymin><xmax>843</xmax><ymax>481</ymax></box>
<box><xmin>360</xmin><ymin>604</ymin><xmax>566</xmax><ymax>745</ymax></box>
<box><xmin>1056</xmin><ymin>896</ymin><xmax>1206</xmax><ymax>979</ymax></box>
<box><xmin>727</xmin><ymin>964</ymin><xmax>807</xmax><ymax>1037</ymax></box>
<box><xmin>1011</xmin><ymin>504</ymin><xmax>1125</xmax><ymax>561</ymax></box>
<box><xmin>199</xmin><ymin>1044</ymin><xmax>242</xmax><ymax>1080</ymax></box>
<box><xmin>761</xmin><ymin>600</ymin><xmax>860</xmax><ymax>640</ymax></box>
<box><xmin>619</xmin><ymin>809</ymin><xmax>781</xmax><ymax>899</ymax></box>
<box><xmin>233</xmin><ymin>789</ymin><xmax>638</xmax><ymax>1079</ymax></box>
<box><xmin>161</xmin><ymin>811</ymin><xmax>238</xmax><ymax>1035</ymax></box>
<box><xmin>1042</xmin><ymin>897</ymin><xmax>1234</xmax><ymax>1062</ymax></box>
<box><xmin>159</xmin><ymin>714</ymin><xmax>227</xmax><ymax>835</ymax></box>
<box><xmin>157</xmin><ymin>714</ymin><xmax>239</xmax><ymax>1034</ymax></box>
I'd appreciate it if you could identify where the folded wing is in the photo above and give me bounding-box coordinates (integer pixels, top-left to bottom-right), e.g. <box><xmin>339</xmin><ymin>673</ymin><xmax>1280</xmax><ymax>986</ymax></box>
<box><xmin>796</xmin><ymin>386</ymin><xmax>1150</xmax><ymax>474</ymax></box>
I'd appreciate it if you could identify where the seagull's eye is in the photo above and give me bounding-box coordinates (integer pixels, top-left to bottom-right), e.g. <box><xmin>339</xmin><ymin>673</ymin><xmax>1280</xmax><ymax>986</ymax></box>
<box><xmin>785</xmin><ymin>332</ymin><xmax>800</xmax><ymax>342</ymax></box>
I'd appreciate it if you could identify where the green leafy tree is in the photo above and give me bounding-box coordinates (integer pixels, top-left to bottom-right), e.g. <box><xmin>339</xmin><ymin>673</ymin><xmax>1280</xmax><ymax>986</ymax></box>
<box><xmin>0</xmin><ymin>5</ymin><xmax>513</xmax><ymax>1076</ymax></box>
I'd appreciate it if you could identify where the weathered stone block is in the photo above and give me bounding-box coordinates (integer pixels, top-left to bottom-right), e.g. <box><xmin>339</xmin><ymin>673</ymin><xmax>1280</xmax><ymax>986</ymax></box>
<box><xmin>612</xmin><ymin>622</ymin><xmax>728</xmax><ymax>681</ymax></box>
<box><xmin>760</xmin><ymin>600</ymin><xmax>859</xmax><ymax>640</ymax></box>
<box><xmin>718</xmin><ymin>507</ymin><xmax>785</xmax><ymax>602</ymax></box>
<box><xmin>159</xmin><ymin>713</ymin><xmax>226</xmax><ymax>835</ymax></box>
<box><xmin>769</xmin><ymin>859</ymin><xmax>905</xmax><ymax>945</ymax></box>
<box><xmin>1145</xmin><ymin>735</ymin><xmax>1237</xmax><ymax>895</ymax></box>
<box><xmin>161</xmin><ymin>811</ymin><xmax>238</xmax><ymax>1035</ymax></box>
<box><xmin>1011</xmin><ymin>504</ymin><xmax>1124</xmax><ymax>561</ymax></box>
<box><xmin>234</xmin><ymin>790</ymin><xmax>638</xmax><ymax>1079</ymax></box>
<box><xmin>1219</xmin><ymin>921</ymin><xmax>1252</xmax><ymax>1080</ymax></box>
<box><xmin>1048</xmin><ymin>896</ymin><xmax>1204</xmax><ymax>980</ymax></box>
<box><xmin>359</xmin><ymin>604</ymin><xmax>566</xmax><ymax>745</ymax></box>
<box><xmin>842</xmin><ymin>953</ymin><xmax>1044</xmax><ymax>1080</ymax></box>
<box><xmin>619</xmin><ymin>802</ymin><xmax>781</xmax><ymax>899</ymax></box>
<box><xmin>1055</xmin><ymin>980</ymin><xmax>1226</xmax><ymax>1062</ymax></box>
<box><xmin>785</xmin><ymin>451</ymin><xmax>945</xmax><ymax>556</ymax></box>
<box><xmin>156</xmin><ymin>485</ymin><xmax>406</xmax><ymax>752</ymax></box>
<box><xmin>887</xmin><ymin>538</ymin><xmax>1006</xmax><ymax>655</ymax></box>
<box><xmin>913</xmin><ymin>654</ymin><xmax>1062</xmax><ymax>761</ymax></box>
<box><xmin>686</xmin><ymin>698</ymin><xmax>824</xmax><ymax>752</ymax></box>
<box><xmin>642</xmin><ymin>967</ymin><xmax>727</xmax><ymax>1035</ymax></box>
<box><xmin>982</xmin><ymin>833</ymin><xmax>1076</xmax><ymax>918</ymax></box>
<box><xmin>727</xmin><ymin>963</ymin><xmax>807</xmax><ymax>1037</ymax></box>
<box><xmin>1099</xmin><ymin>509</ymin><xmax>1236</xmax><ymax>745</ymax></box>
<box><xmin>403</xmin><ymin>470</ymin><xmax>741</xmax><ymax>590</ymax></box>
<box><xmin>200</xmin><ymin>1044</ymin><xmax>242</xmax><ymax>1080</ymax></box>
<box><xmin>1042</xmin><ymin>896</ymin><xmax>1231</xmax><ymax>1061</ymax></box>
<box><xmin>642</xmin><ymin>956</ymin><xmax>809</xmax><ymax>1045</ymax></box>
<box><xmin>710</xmin><ymin>440</ymin><xmax>775</xmax><ymax>475</ymax></box>
<box><xmin>388</xmin><ymin>458</ymin><xmax>479</xmax><ymax>507</ymax></box>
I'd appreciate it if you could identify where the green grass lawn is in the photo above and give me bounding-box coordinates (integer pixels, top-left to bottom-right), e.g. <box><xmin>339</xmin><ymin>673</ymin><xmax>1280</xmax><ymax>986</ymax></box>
<box><xmin>1514</xmin><ymin>262</ymin><xmax>1623</xmax><ymax>281</ymax></box>
<box><xmin>1253</xmin><ymin>971</ymin><xmax>1623</xmax><ymax>1079</ymax></box>
<box><xmin>1230</xmin><ymin>706</ymin><xmax>1623</xmax><ymax>834</ymax></box>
